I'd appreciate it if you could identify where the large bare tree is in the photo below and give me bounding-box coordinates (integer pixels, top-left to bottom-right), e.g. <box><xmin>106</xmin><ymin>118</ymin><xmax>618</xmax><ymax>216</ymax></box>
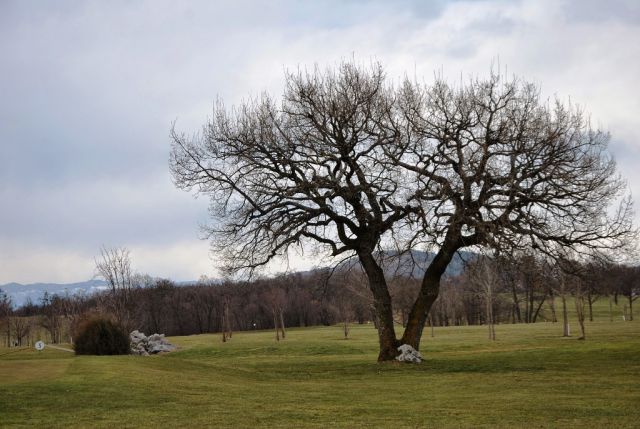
<box><xmin>170</xmin><ymin>62</ymin><xmax>634</xmax><ymax>361</ymax></box>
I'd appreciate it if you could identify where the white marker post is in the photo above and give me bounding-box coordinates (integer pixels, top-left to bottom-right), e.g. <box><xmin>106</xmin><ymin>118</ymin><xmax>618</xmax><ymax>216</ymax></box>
<box><xmin>33</xmin><ymin>341</ymin><xmax>74</xmax><ymax>353</ymax></box>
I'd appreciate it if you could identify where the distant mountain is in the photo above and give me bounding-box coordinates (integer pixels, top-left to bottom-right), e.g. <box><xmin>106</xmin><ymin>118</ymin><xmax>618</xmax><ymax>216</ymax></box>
<box><xmin>336</xmin><ymin>249</ymin><xmax>475</xmax><ymax>278</ymax></box>
<box><xmin>395</xmin><ymin>249</ymin><xmax>476</xmax><ymax>277</ymax></box>
<box><xmin>0</xmin><ymin>280</ymin><xmax>109</xmax><ymax>308</ymax></box>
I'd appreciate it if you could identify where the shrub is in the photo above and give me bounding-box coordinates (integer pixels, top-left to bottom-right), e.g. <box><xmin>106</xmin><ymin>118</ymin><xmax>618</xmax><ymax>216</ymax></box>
<box><xmin>74</xmin><ymin>317</ymin><xmax>130</xmax><ymax>355</ymax></box>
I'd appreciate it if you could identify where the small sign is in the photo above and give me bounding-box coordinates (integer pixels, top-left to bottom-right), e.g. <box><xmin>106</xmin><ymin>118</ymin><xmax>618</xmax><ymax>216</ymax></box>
<box><xmin>35</xmin><ymin>341</ymin><xmax>45</xmax><ymax>351</ymax></box>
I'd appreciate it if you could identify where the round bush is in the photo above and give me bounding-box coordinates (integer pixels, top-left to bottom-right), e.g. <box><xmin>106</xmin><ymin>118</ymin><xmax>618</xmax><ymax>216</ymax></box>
<box><xmin>74</xmin><ymin>318</ymin><xmax>130</xmax><ymax>355</ymax></box>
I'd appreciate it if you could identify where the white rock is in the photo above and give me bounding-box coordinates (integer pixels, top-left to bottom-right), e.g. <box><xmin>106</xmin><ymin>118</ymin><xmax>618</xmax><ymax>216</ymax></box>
<box><xmin>396</xmin><ymin>344</ymin><xmax>423</xmax><ymax>363</ymax></box>
<box><xmin>129</xmin><ymin>330</ymin><xmax>176</xmax><ymax>355</ymax></box>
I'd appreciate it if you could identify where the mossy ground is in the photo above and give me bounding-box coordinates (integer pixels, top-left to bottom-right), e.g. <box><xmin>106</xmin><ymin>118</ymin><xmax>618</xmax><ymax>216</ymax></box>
<box><xmin>1</xmin><ymin>303</ymin><xmax>638</xmax><ymax>428</ymax></box>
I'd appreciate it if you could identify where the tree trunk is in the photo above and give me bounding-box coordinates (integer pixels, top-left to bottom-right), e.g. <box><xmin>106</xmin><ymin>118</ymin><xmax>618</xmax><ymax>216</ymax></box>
<box><xmin>278</xmin><ymin>308</ymin><xmax>286</xmax><ymax>339</ymax></box>
<box><xmin>575</xmin><ymin>290</ymin><xmax>586</xmax><ymax>340</ymax></box>
<box><xmin>561</xmin><ymin>290</ymin><xmax>570</xmax><ymax>337</ymax></box>
<box><xmin>531</xmin><ymin>292</ymin><xmax>547</xmax><ymax>323</ymax></box>
<box><xmin>629</xmin><ymin>296</ymin><xmax>634</xmax><ymax>321</ymax></box>
<box><xmin>358</xmin><ymin>251</ymin><xmax>399</xmax><ymax>361</ymax></box>
<box><xmin>221</xmin><ymin>300</ymin><xmax>228</xmax><ymax>342</ymax></box>
<box><xmin>486</xmin><ymin>298</ymin><xmax>496</xmax><ymax>341</ymax></box>
<box><xmin>273</xmin><ymin>311</ymin><xmax>280</xmax><ymax>342</ymax></box>
<box><xmin>369</xmin><ymin>305</ymin><xmax>379</xmax><ymax>329</ymax></box>
<box><xmin>511</xmin><ymin>284</ymin><xmax>522</xmax><ymax>323</ymax></box>
<box><xmin>401</xmin><ymin>241</ymin><xmax>458</xmax><ymax>352</ymax></box>
<box><xmin>548</xmin><ymin>290</ymin><xmax>557</xmax><ymax>323</ymax></box>
<box><xmin>609</xmin><ymin>295</ymin><xmax>614</xmax><ymax>322</ymax></box>
<box><xmin>429</xmin><ymin>311</ymin><xmax>435</xmax><ymax>338</ymax></box>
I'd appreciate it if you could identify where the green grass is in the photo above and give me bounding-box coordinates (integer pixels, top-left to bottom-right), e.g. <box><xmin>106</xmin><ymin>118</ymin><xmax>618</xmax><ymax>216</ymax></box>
<box><xmin>1</xmin><ymin>310</ymin><xmax>638</xmax><ymax>428</ymax></box>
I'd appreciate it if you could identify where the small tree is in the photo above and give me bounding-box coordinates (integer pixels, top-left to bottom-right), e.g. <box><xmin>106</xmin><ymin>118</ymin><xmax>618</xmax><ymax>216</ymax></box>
<box><xmin>614</xmin><ymin>264</ymin><xmax>640</xmax><ymax>321</ymax></box>
<box><xmin>221</xmin><ymin>297</ymin><xmax>232</xmax><ymax>342</ymax></box>
<box><xmin>574</xmin><ymin>285</ymin><xmax>587</xmax><ymax>340</ymax></box>
<box><xmin>39</xmin><ymin>292</ymin><xmax>63</xmax><ymax>344</ymax></box>
<box><xmin>95</xmin><ymin>246</ymin><xmax>136</xmax><ymax>331</ymax></box>
<box><xmin>0</xmin><ymin>290</ymin><xmax>11</xmax><ymax>347</ymax></box>
<box><xmin>10</xmin><ymin>317</ymin><xmax>31</xmax><ymax>346</ymax></box>
<box><xmin>466</xmin><ymin>257</ymin><xmax>499</xmax><ymax>340</ymax></box>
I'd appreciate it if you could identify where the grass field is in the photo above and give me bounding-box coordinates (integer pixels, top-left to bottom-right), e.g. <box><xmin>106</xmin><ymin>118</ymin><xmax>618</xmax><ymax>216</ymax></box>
<box><xmin>1</xmin><ymin>307</ymin><xmax>639</xmax><ymax>428</ymax></box>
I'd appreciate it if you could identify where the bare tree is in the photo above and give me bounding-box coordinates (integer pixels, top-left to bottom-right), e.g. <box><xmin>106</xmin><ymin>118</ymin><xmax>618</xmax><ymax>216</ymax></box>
<box><xmin>260</xmin><ymin>286</ymin><xmax>287</xmax><ymax>341</ymax></box>
<box><xmin>39</xmin><ymin>292</ymin><xmax>63</xmax><ymax>344</ymax></box>
<box><xmin>574</xmin><ymin>284</ymin><xmax>587</xmax><ymax>340</ymax></box>
<box><xmin>467</xmin><ymin>257</ymin><xmax>499</xmax><ymax>340</ymax></box>
<box><xmin>221</xmin><ymin>297</ymin><xmax>232</xmax><ymax>342</ymax></box>
<box><xmin>614</xmin><ymin>264</ymin><xmax>640</xmax><ymax>321</ymax></box>
<box><xmin>171</xmin><ymin>62</ymin><xmax>635</xmax><ymax>361</ymax></box>
<box><xmin>557</xmin><ymin>269</ymin><xmax>572</xmax><ymax>337</ymax></box>
<box><xmin>95</xmin><ymin>246</ymin><xmax>135</xmax><ymax>330</ymax></box>
<box><xmin>10</xmin><ymin>317</ymin><xmax>31</xmax><ymax>346</ymax></box>
<box><xmin>0</xmin><ymin>290</ymin><xmax>13</xmax><ymax>347</ymax></box>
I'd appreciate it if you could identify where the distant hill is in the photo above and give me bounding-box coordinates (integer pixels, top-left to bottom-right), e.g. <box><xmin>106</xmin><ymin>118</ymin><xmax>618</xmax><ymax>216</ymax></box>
<box><xmin>335</xmin><ymin>249</ymin><xmax>476</xmax><ymax>278</ymax></box>
<box><xmin>386</xmin><ymin>249</ymin><xmax>475</xmax><ymax>278</ymax></box>
<box><xmin>0</xmin><ymin>280</ymin><xmax>108</xmax><ymax>308</ymax></box>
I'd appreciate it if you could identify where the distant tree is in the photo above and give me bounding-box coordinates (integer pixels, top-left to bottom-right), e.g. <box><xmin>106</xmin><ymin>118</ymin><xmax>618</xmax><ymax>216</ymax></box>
<box><xmin>142</xmin><ymin>279</ymin><xmax>174</xmax><ymax>334</ymax></box>
<box><xmin>95</xmin><ymin>246</ymin><xmax>136</xmax><ymax>331</ymax></box>
<box><xmin>574</xmin><ymin>284</ymin><xmax>587</xmax><ymax>340</ymax></box>
<box><xmin>170</xmin><ymin>62</ymin><xmax>635</xmax><ymax>360</ymax></box>
<box><xmin>221</xmin><ymin>296</ymin><xmax>232</xmax><ymax>342</ymax></box>
<box><xmin>613</xmin><ymin>264</ymin><xmax>640</xmax><ymax>321</ymax></box>
<box><xmin>262</xmin><ymin>287</ymin><xmax>287</xmax><ymax>341</ymax></box>
<box><xmin>10</xmin><ymin>317</ymin><xmax>31</xmax><ymax>346</ymax></box>
<box><xmin>0</xmin><ymin>290</ymin><xmax>12</xmax><ymax>347</ymax></box>
<box><xmin>467</xmin><ymin>257</ymin><xmax>499</xmax><ymax>340</ymax></box>
<box><xmin>39</xmin><ymin>292</ymin><xmax>63</xmax><ymax>344</ymax></box>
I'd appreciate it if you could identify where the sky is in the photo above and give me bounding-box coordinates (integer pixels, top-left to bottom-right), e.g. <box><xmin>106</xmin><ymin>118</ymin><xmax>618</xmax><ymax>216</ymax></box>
<box><xmin>1</xmin><ymin>0</ymin><xmax>639</xmax><ymax>284</ymax></box>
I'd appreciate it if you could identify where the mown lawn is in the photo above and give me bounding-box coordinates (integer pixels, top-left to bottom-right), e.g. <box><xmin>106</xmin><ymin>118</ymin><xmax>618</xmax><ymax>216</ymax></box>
<box><xmin>1</xmin><ymin>312</ymin><xmax>638</xmax><ymax>428</ymax></box>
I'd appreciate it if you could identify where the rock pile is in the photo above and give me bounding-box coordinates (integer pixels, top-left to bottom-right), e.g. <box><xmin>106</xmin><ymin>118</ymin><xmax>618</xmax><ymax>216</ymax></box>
<box><xmin>130</xmin><ymin>330</ymin><xmax>176</xmax><ymax>356</ymax></box>
<box><xmin>395</xmin><ymin>344</ymin><xmax>423</xmax><ymax>363</ymax></box>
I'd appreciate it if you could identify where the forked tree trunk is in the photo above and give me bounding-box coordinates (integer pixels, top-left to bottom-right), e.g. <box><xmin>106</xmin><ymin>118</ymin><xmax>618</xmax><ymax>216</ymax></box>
<box><xmin>531</xmin><ymin>292</ymin><xmax>547</xmax><ymax>323</ymax></box>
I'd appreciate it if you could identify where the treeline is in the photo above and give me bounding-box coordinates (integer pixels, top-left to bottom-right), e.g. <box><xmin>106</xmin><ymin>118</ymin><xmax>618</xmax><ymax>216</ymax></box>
<box><xmin>1</xmin><ymin>255</ymin><xmax>638</xmax><ymax>346</ymax></box>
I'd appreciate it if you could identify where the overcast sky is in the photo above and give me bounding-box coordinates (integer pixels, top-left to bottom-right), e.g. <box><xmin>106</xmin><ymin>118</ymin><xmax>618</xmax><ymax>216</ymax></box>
<box><xmin>1</xmin><ymin>0</ymin><xmax>639</xmax><ymax>284</ymax></box>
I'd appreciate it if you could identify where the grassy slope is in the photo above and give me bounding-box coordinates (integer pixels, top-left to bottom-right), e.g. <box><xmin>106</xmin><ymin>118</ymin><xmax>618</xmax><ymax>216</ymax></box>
<box><xmin>1</xmin><ymin>304</ymin><xmax>638</xmax><ymax>428</ymax></box>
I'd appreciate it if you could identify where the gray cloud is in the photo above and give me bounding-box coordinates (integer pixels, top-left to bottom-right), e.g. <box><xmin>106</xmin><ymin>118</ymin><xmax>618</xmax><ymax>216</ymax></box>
<box><xmin>1</xmin><ymin>0</ymin><xmax>639</xmax><ymax>283</ymax></box>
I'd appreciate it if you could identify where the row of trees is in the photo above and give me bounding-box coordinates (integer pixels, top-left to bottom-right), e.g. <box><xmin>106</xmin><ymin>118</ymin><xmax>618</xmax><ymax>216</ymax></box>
<box><xmin>2</xmin><ymin>252</ymin><xmax>637</xmax><ymax>347</ymax></box>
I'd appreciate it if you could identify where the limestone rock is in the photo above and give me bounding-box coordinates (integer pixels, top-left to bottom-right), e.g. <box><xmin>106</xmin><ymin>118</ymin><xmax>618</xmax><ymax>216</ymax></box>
<box><xmin>129</xmin><ymin>330</ymin><xmax>176</xmax><ymax>355</ymax></box>
<box><xmin>395</xmin><ymin>344</ymin><xmax>423</xmax><ymax>363</ymax></box>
